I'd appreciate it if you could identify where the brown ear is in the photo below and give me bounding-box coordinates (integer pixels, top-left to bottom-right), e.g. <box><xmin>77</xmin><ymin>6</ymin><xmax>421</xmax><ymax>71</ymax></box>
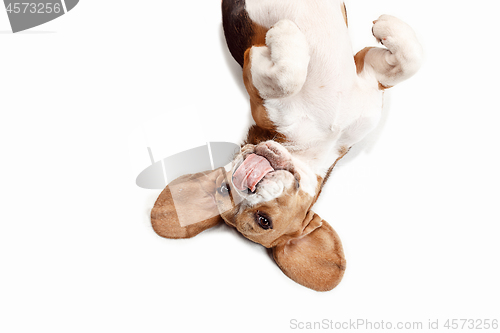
<box><xmin>272</xmin><ymin>212</ymin><xmax>346</xmax><ymax>291</ymax></box>
<box><xmin>151</xmin><ymin>169</ymin><xmax>224</xmax><ymax>239</ymax></box>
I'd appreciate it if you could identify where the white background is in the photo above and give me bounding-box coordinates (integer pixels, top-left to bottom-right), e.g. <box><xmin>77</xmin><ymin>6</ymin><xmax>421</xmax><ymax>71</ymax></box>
<box><xmin>1</xmin><ymin>1</ymin><xmax>499</xmax><ymax>332</ymax></box>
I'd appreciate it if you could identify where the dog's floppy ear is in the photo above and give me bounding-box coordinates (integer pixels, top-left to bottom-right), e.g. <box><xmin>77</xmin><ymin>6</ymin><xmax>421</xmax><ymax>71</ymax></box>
<box><xmin>272</xmin><ymin>211</ymin><xmax>346</xmax><ymax>291</ymax></box>
<box><xmin>151</xmin><ymin>169</ymin><xmax>224</xmax><ymax>239</ymax></box>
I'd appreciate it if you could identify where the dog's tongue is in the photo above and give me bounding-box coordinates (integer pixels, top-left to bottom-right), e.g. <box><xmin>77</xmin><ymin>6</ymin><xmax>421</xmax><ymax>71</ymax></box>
<box><xmin>233</xmin><ymin>154</ymin><xmax>274</xmax><ymax>192</ymax></box>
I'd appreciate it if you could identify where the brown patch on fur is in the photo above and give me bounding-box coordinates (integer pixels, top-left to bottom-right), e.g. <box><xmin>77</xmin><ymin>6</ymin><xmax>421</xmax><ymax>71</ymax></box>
<box><xmin>354</xmin><ymin>47</ymin><xmax>374</xmax><ymax>74</ymax></box>
<box><xmin>222</xmin><ymin>0</ymin><xmax>268</xmax><ymax>67</ymax></box>
<box><xmin>241</xmin><ymin>23</ymin><xmax>272</xmax><ymax>132</ymax></box>
<box><xmin>251</xmin><ymin>22</ymin><xmax>268</xmax><ymax>46</ymax></box>
<box><xmin>242</xmin><ymin>47</ymin><xmax>276</xmax><ymax>132</ymax></box>
<box><xmin>244</xmin><ymin>125</ymin><xmax>287</xmax><ymax>146</ymax></box>
<box><xmin>341</xmin><ymin>3</ymin><xmax>348</xmax><ymax>27</ymax></box>
<box><xmin>378</xmin><ymin>82</ymin><xmax>393</xmax><ymax>90</ymax></box>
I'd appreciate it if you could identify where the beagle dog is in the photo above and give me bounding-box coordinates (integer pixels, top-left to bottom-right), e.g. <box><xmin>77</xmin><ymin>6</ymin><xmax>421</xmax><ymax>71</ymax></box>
<box><xmin>151</xmin><ymin>0</ymin><xmax>422</xmax><ymax>291</ymax></box>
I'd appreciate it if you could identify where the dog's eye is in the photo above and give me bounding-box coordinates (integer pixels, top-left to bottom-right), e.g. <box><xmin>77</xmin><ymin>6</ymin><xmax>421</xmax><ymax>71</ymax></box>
<box><xmin>256</xmin><ymin>212</ymin><xmax>272</xmax><ymax>230</ymax></box>
<box><xmin>217</xmin><ymin>182</ymin><xmax>231</xmax><ymax>196</ymax></box>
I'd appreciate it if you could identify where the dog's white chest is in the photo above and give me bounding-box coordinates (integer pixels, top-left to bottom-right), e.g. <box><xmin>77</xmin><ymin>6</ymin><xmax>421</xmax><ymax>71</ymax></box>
<box><xmin>245</xmin><ymin>0</ymin><xmax>383</xmax><ymax>173</ymax></box>
<box><xmin>267</xmin><ymin>85</ymin><xmax>382</xmax><ymax>174</ymax></box>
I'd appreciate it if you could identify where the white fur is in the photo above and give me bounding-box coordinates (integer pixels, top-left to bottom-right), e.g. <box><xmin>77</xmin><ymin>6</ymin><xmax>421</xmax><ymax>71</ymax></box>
<box><xmin>250</xmin><ymin>19</ymin><xmax>310</xmax><ymax>99</ymax></box>
<box><xmin>245</xmin><ymin>0</ymin><xmax>422</xmax><ymax>183</ymax></box>
<box><xmin>366</xmin><ymin>15</ymin><xmax>424</xmax><ymax>87</ymax></box>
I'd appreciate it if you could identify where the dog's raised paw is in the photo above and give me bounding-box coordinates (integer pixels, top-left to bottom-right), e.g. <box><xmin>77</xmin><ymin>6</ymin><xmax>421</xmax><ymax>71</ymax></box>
<box><xmin>372</xmin><ymin>15</ymin><xmax>417</xmax><ymax>50</ymax></box>
<box><xmin>371</xmin><ymin>14</ymin><xmax>423</xmax><ymax>73</ymax></box>
<box><xmin>251</xmin><ymin>18</ymin><xmax>310</xmax><ymax>99</ymax></box>
<box><xmin>265</xmin><ymin>19</ymin><xmax>309</xmax><ymax>63</ymax></box>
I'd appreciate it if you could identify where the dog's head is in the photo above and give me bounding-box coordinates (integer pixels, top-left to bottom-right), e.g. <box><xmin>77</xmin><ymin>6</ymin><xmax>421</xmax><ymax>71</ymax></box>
<box><xmin>151</xmin><ymin>140</ymin><xmax>346</xmax><ymax>291</ymax></box>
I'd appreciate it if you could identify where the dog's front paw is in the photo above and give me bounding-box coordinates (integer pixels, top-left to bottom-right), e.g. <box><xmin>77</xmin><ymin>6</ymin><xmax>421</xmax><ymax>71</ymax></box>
<box><xmin>265</xmin><ymin>19</ymin><xmax>310</xmax><ymax>71</ymax></box>
<box><xmin>266</xmin><ymin>19</ymin><xmax>308</xmax><ymax>53</ymax></box>
<box><xmin>372</xmin><ymin>15</ymin><xmax>419</xmax><ymax>53</ymax></box>
<box><xmin>251</xmin><ymin>19</ymin><xmax>310</xmax><ymax>99</ymax></box>
<box><xmin>371</xmin><ymin>14</ymin><xmax>423</xmax><ymax>75</ymax></box>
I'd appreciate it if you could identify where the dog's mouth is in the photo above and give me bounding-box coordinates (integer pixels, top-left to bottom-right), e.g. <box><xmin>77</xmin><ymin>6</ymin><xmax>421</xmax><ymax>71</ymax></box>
<box><xmin>233</xmin><ymin>154</ymin><xmax>274</xmax><ymax>192</ymax></box>
<box><xmin>232</xmin><ymin>144</ymin><xmax>300</xmax><ymax>193</ymax></box>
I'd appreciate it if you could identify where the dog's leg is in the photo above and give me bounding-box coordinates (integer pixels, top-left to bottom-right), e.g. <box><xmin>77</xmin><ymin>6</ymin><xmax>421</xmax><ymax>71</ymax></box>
<box><xmin>246</xmin><ymin>19</ymin><xmax>310</xmax><ymax>100</ymax></box>
<box><xmin>355</xmin><ymin>15</ymin><xmax>423</xmax><ymax>89</ymax></box>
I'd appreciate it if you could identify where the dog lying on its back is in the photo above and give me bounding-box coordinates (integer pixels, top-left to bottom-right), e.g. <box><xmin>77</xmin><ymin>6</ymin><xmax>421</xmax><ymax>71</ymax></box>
<box><xmin>151</xmin><ymin>0</ymin><xmax>422</xmax><ymax>291</ymax></box>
